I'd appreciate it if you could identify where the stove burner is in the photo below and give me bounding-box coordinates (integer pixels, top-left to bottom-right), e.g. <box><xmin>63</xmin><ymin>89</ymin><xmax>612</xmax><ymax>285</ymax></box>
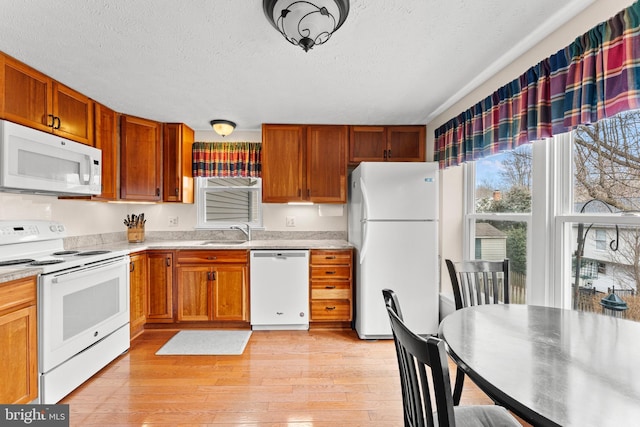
<box><xmin>0</xmin><ymin>258</ymin><xmax>36</xmax><ymax>266</ymax></box>
<box><xmin>76</xmin><ymin>250</ymin><xmax>111</xmax><ymax>256</ymax></box>
<box><xmin>53</xmin><ymin>250</ymin><xmax>80</xmax><ymax>256</ymax></box>
<box><xmin>30</xmin><ymin>259</ymin><xmax>64</xmax><ymax>266</ymax></box>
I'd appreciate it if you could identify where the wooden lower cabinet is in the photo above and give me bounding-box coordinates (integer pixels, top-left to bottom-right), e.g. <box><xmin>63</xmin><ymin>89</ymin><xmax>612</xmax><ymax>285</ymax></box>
<box><xmin>176</xmin><ymin>250</ymin><xmax>249</xmax><ymax>323</ymax></box>
<box><xmin>0</xmin><ymin>276</ymin><xmax>37</xmax><ymax>404</ymax></box>
<box><xmin>146</xmin><ymin>251</ymin><xmax>174</xmax><ymax>323</ymax></box>
<box><xmin>309</xmin><ymin>249</ymin><xmax>353</xmax><ymax>328</ymax></box>
<box><xmin>129</xmin><ymin>252</ymin><xmax>148</xmax><ymax>338</ymax></box>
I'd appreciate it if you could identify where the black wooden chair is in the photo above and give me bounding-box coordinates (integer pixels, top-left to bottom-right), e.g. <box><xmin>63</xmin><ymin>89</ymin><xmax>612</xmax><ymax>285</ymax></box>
<box><xmin>445</xmin><ymin>258</ymin><xmax>511</xmax><ymax>405</ymax></box>
<box><xmin>382</xmin><ymin>289</ymin><xmax>520</xmax><ymax>427</ymax></box>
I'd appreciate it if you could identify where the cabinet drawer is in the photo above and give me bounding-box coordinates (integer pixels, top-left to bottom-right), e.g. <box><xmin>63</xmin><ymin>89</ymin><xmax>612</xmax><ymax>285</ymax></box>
<box><xmin>311</xmin><ymin>281</ymin><xmax>351</xmax><ymax>299</ymax></box>
<box><xmin>310</xmin><ymin>250</ymin><xmax>352</xmax><ymax>265</ymax></box>
<box><xmin>311</xmin><ymin>300</ymin><xmax>351</xmax><ymax>321</ymax></box>
<box><xmin>310</xmin><ymin>265</ymin><xmax>351</xmax><ymax>280</ymax></box>
<box><xmin>177</xmin><ymin>250</ymin><xmax>248</xmax><ymax>264</ymax></box>
<box><xmin>0</xmin><ymin>276</ymin><xmax>36</xmax><ymax>314</ymax></box>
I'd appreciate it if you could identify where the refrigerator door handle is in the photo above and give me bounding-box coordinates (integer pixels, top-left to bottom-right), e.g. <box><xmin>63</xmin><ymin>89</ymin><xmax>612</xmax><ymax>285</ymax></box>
<box><xmin>360</xmin><ymin>177</ymin><xmax>370</xmax><ymax>221</ymax></box>
<box><xmin>360</xmin><ymin>219</ymin><xmax>369</xmax><ymax>264</ymax></box>
<box><xmin>359</xmin><ymin>177</ymin><xmax>371</xmax><ymax>264</ymax></box>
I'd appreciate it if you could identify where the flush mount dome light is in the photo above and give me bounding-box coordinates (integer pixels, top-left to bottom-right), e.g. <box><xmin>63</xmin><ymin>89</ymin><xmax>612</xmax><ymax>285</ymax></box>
<box><xmin>263</xmin><ymin>0</ymin><xmax>350</xmax><ymax>52</ymax></box>
<box><xmin>210</xmin><ymin>120</ymin><xmax>236</xmax><ymax>137</ymax></box>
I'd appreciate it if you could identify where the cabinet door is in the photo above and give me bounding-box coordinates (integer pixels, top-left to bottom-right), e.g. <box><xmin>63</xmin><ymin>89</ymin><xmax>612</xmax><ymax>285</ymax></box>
<box><xmin>147</xmin><ymin>251</ymin><xmax>174</xmax><ymax>322</ymax></box>
<box><xmin>349</xmin><ymin>126</ymin><xmax>386</xmax><ymax>163</ymax></box>
<box><xmin>177</xmin><ymin>266</ymin><xmax>211</xmax><ymax>322</ymax></box>
<box><xmin>262</xmin><ymin>124</ymin><xmax>305</xmax><ymax>202</ymax></box>
<box><xmin>93</xmin><ymin>103</ymin><xmax>118</xmax><ymax>200</ymax></box>
<box><xmin>212</xmin><ymin>265</ymin><xmax>248</xmax><ymax>321</ymax></box>
<box><xmin>0</xmin><ymin>53</ymin><xmax>52</xmax><ymax>132</ymax></box>
<box><xmin>0</xmin><ymin>276</ymin><xmax>37</xmax><ymax>404</ymax></box>
<box><xmin>386</xmin><ymin>125</ymin><xmax>426</xmax><ymax>162</ymax></box>
<box><xmin>307</xmin><ymin>125</ymin><xmax>348</xmax><ymax>203</ymax></box>
<box><xmin>52</xmin><ymin>81</ymin><xmax>94</xmax><ymax>145</ymax></box>
<box><xmin>120</xmin><ymin>115</ymin><xmax>162</xmax><ymax>201</ymax></box>
<box><xmin>163</xmin><ymin>123</ymin><xmax>194</xmax><ymax>203</ymax></box>
<box><xmin>129</xmin><ymin>253</ymin><xmax>148</xmax><ymax>338</ymax></box>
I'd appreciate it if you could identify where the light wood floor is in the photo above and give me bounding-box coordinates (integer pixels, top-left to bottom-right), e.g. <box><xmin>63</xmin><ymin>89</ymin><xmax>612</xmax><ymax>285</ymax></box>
<box><xmin>61</xmin><ymin>329</ymin><xmax>529</xmax><ymax>426</ymax></box>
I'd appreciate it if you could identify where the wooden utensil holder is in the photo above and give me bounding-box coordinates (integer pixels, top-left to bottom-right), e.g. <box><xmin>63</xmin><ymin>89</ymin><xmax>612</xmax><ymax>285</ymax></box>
<box><xmin>127</xmin><ymin>226</ymin><xmax>145</xmax><ymax>243</ymax></box>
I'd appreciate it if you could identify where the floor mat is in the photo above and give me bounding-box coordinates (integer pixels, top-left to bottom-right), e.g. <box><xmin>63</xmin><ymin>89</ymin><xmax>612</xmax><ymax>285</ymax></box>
<box><xmin>155</xmin><ymin>330</ymin><xmax>252</xmax><ymax>355</ymax></box>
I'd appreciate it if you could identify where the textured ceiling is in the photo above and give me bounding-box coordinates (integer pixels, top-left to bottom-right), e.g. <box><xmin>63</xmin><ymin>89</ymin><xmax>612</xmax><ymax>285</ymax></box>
<box><xmin>0</xmin><ymin>0</ymin><xmax>596</xmax><ymax>132</ymax></box>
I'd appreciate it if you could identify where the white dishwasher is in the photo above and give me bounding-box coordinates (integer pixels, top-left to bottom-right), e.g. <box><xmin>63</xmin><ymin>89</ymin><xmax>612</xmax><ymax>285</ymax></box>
<box><xmin>250</xmin><ymin>250</ymin><xmax>310</xmax><ymax>330</ymax></box>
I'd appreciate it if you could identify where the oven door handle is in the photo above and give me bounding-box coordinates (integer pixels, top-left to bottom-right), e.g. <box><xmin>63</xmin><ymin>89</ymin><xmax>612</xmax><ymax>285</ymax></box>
<box><xmin>50</xmin><ymin>257</ymin><xmax>128</xmax><ymax>283</ymax></box>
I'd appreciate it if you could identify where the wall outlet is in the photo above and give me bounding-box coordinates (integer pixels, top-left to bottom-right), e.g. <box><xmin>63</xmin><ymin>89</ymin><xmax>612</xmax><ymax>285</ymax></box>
<box><xmin>168</xmin><ymin>216</ymin><xmax>179</xmax><ymax>227</ymax></box>
<box><xmin>286</xmin><ymin>216</ymin><xmax>296</xmax><ymax>227</ymax></box>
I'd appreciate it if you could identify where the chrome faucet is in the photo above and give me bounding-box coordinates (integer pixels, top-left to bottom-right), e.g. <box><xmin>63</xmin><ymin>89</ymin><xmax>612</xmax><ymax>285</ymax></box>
<box><xmin>231</xmin><ymin>224</ymin><xmax>251</xmax><ymax>241</ymax></box>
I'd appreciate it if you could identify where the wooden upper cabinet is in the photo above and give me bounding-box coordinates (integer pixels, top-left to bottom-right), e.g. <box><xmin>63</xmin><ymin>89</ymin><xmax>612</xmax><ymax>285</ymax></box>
<box><xmin>163</xmin><ymin>123</ymin><xmax>194</xmax><ymax>203</ymax></box>
<box><xmin>0</xmin><ymin>53</ymin><xmax>52</xmax><ymax>133</ymax></box>
<box><xmin>93</xmin><ymin>103</ymin><xmax>118</xmax><ymax>200</ymax></box>
<box><xmin>0</xmin><ymin>52</ymin><xmax>94</xmax><ymax>145</ymax></box>
<box><xmin>307</xmin><ymin>125</ymin><xmax>348</xmax><ymax>203</ymax></box>
<box><xmin>262</xmin><ymin>124</ymin><xmax>305</xmax><ymax>202</ymax></box>
<box><xmin>386</xmin><ymin>126</ymin><xmax>426</xmax><ymax>162</ymax></box>
<box><xmin>52</xmin><ymin>82</ymin><xmax>94</xmax><ymax>145</ymax></box>
<box><xmin>120</xmin><ymin>115</ymin><xmax>162</xmax><ymax>201</ymax></box>
<box><xmin>349</xmin><ymin>125</ymin><xmax>426</xmax><ymax>164</ymax></box>
<box><xmin>262</xmin><ymin>124</ymin><xmax>348</xmax><ymax>203</ymax></box>
<box><xmin>349</xmin><ymin>126</ymin><xmax>386</xmax><ymax>163</ymax></box>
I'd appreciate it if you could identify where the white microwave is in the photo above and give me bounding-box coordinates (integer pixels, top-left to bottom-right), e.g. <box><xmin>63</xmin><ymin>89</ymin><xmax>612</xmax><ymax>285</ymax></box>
<box><xmin>0</xmin><ymin>119</ymin><xmax>101</xmax><ymax>196</ymax></box>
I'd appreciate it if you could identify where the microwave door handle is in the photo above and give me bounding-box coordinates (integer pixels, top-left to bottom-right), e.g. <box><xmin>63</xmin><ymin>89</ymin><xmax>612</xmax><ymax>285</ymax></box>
<box><xmin>80</xmin><ymin>154</ymin><xmax>91</xmax><ymax>184</ymax></box>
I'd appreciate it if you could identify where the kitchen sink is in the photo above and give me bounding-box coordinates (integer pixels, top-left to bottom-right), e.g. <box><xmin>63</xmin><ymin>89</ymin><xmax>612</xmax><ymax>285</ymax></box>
<box><xmin>200</xmin><ymin>240</ymin><xmax>247</xmax><ymax>245</ymax></box>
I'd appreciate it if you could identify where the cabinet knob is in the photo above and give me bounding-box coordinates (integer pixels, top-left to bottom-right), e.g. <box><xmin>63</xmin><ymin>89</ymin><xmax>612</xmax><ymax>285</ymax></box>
<box><xmin>166</xmin><ymin>257</ymin><xmax>171</xmax><ymax>267</ymax></box>
<box><xmin>156</xmin><ymin>188</ymin><xmax>161</xmax><ymax>196</ymax></box>
<box><xmin>130</xmin><ymin>261</ymin><xmax>135</xmax><ymax>272</ymax></box>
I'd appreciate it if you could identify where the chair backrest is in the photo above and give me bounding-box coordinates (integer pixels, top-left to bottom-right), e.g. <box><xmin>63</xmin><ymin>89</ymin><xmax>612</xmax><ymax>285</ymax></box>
<box><xmin>445</xmin><ymin>259</ymin><xmax>510</xmax><ymax>310</ymax></box>
<box><xmin>383</xmin><ymin>289</ymin><xmax>456</xmax><ymax>427</ymax></box>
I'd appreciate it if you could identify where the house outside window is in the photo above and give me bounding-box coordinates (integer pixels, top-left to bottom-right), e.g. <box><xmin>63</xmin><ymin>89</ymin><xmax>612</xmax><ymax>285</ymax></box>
<box><xmin>464</xmin><ymin>109</ymin><xmax>640</xmax><ymax>319</ymax></box>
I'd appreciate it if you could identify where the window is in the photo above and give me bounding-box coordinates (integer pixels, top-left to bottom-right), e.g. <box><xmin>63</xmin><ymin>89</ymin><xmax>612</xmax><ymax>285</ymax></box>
<box><xmin>465</xmin><ymin>144</ymin><xmax>532</xmax><ymax>304</ymax></box>
<box><xmin>195</xmin><ymin>177</ymin><xmax>263</xmax><ymax>229</ymax></box>
<box><xmin>595</xmin><ymin>229</ymin><xmax>607</xmax><ymax>251</ymax></box>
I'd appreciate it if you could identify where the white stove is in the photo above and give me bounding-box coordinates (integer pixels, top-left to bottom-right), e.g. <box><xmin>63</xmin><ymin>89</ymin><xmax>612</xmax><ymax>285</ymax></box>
<box><xmin>0</xmin><ymin>220</ymin><xmax>128</xmax><ymax>274</ymax></box>
<box><xmin>0</xmin><ymin>220</ymin><xmax>131</xmax><ymax>404</ymax></box>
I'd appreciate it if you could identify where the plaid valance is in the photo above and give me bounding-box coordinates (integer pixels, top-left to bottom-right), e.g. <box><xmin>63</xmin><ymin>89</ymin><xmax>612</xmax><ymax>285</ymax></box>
<box><xmin>192</xmin><ymin>142</ymin><xmax>261</xmax><ymax>177</ymax></box>
<box><xmin>435</xmin><ymin>1</ymin><xmax>640</xmax><ymax>168</ymax></box>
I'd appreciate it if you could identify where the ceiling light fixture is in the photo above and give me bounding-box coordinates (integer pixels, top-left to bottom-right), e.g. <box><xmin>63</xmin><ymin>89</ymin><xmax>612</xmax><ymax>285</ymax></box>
<box><xmin>263</xmin><ymin>0</ymin><xmax>350</xmax><ymax>52</ymax></box>
<box><xmin>210</xmin><ymin>120</ymin><xmax>236</xmax><ymax>137</ymax></box>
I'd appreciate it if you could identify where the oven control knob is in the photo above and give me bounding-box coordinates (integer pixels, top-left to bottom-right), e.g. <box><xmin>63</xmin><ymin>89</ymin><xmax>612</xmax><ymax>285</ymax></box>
<box><xmin>57</xmin><ymin>225</ymin><xmax>64</xmax><ymax>232</ymax></box>
<box><xmin>49</xmin><ymin>225</ymin><xmax>57</xmax><ymax>232</ymax></box>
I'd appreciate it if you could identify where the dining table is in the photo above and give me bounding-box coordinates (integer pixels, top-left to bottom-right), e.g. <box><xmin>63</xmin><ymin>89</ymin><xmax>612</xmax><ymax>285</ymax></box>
<box><xmin>438</xmin><ymin>304</ymin><xmax>640</xmax><ymax>427</ymax></box>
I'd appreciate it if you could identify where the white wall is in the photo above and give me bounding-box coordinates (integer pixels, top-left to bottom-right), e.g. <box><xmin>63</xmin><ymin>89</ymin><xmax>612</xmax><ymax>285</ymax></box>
<box><xmin>429</xmin><ymin>0</ymin><xmax>636</xmax><ymax>301</ymax></box>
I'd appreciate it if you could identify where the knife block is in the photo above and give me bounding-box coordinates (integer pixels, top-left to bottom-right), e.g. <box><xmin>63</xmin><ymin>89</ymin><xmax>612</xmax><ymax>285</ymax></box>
<box><xmin>127</xmin><ymin>226</ymin><xmax>145</xmax><ymax>243</ymax></box>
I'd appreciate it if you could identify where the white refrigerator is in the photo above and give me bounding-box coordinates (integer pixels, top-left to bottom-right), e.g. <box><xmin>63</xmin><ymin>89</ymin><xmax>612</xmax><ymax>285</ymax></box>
<box><xmin>348</xmin><ymin>162</ymin><xmax>439</xmax><ymax>339</ymax></box>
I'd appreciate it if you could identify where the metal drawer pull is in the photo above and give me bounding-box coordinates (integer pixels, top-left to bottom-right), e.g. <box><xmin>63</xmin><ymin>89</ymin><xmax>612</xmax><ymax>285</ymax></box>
<box><xmin>325</xmin><ymin>256</ymin><xmax>336</xmax><ymax>259</ymax></box>
<box><xmin>325</xmin><ymin>306</ymin><xmax>336</xmax><ymax>310</ymax></box>
<box><xmin>325</xmin><ymin>285</ymin><xmax>336</xmax><ymax>289</ymax></box>
<box><xmin>325</xmin><ymin>271</ymin><xmax>336</xmax><ymax>275</ymax></box>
